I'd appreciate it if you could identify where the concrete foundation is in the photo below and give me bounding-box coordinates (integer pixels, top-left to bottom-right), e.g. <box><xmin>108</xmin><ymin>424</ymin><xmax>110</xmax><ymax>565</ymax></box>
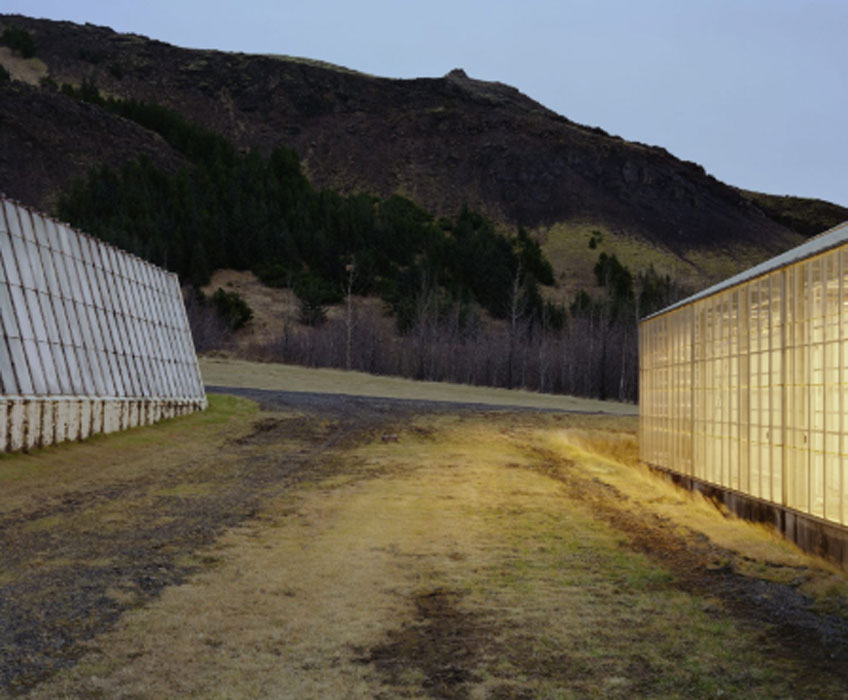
<box><xmin>1</xmin><ymin>396</ymin><xmax>207</xmax><ymax>453</ymax></box>
<box><xmin>647</xmin><ymin>462</ymin><xmax>848</xmax><ymax>571</ymax></box>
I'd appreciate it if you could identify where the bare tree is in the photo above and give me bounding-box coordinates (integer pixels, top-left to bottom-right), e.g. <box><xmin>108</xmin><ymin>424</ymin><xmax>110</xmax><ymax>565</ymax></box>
<box><xmin>344</xmin><ymin>258</ymin><xmax>357</xmax><ymax>370</ymax></box>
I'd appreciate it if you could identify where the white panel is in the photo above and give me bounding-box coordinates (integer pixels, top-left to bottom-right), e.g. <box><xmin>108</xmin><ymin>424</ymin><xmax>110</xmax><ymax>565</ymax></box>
<box><xmin>1</xmin><ymin>197</ymin><xmax>204</xmax><ymax>452</ymax></box>
<box><xmin>25</xmin><ymin>288</ymin><xmax>48</xmax><ymax>342</ymax></box>
<box><xmin>133</xmin><ymin>257</ymin><xmax>162</xmax><ymax>396</ymax></box>
<box><xmin>9</xmin><ymin>285</ymin><xmax>34</xmax><ymax>341</ymax></box>
<box><xmin>0</xmin><ymin>232</ymin><xmax>9</xmax><ymax>284</ymax></box>
<box><xmin>64</xmin><ymin>344</ymin><xmax>85</xmax><ymax>395</ymax></box>
<box><xmin>18</xmin><ymin>208</ymin><xmax>36</xmax><ymax>242</ymax></box>
<box><xmin>7</xmin><ymin>337</ymin><xmax>33</xmax><ymax>394</ymax></box>
<box><xmin>10</xmin><ymin>234</ymin><xmax>35</xmax><ymax>289</ymax></box>
<box><xmin>22</xmin><ymin>339</ymin><xmax>44</xmax><ymax>394</ymax></box>
<box><xmin>146</xmin><ymin>265</ymin><xmax>177</xmax><ymax>397</ymax></box>
<box><xmin>0</xmin><ymin>284</ymin><xmax>19</xmax><ymax>339</ymax></box>
<box><xmin>3</xmin><ymin>201</ymin><xmax>23</xmax><ymax>238</ymax></box>
<box><xmin>51</xmin><ymin>242</ymin><xmax>75</xmax><ymax>304</ymax></box>
<box><xmin>38</xmin><ymin>239</ymin><xmax>62</xmax><ymax>299</ymax></box>
<box><xmin>69</xmin><ymin>234</ymin><xmax>94</xmax><ymax>307</ymax></box>
<box><xmin>0</xmin><ymin>335</ymin><xmax>18</xmax><ymax>394</ymax></box>
<box><xmin>24</xmin><ymin>238</ymin><xmax>46</xmax><ymax>289</ymax></box>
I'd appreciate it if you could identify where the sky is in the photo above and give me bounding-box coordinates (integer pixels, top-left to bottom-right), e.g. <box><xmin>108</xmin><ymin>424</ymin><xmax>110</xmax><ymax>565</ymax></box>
<box><xmin>6</xmin><ymin>0</ymin><xmax>847</xmax><ymax>207</ymax></box>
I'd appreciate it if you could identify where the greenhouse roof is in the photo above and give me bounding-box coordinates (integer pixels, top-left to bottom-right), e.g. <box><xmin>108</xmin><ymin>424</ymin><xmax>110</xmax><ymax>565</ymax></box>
<box><xmin>642</xmin><ymin>219</ymin><xmax>848</xmax><ymax>322</ymax></box>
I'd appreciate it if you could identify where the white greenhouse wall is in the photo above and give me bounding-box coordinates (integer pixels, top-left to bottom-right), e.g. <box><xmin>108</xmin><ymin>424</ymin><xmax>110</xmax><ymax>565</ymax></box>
<box><xmin>640</xmin><ymin>221</ymin><xmax>848</xmax><ymax>530</ymax></box>
<box><xmin>0</xmin><ymin>196</ymin><xmax>206</xmax><ymax>452</ymax></box>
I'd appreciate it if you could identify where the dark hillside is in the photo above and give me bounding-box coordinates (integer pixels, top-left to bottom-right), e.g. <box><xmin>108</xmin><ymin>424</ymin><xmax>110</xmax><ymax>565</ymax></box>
<box><xmin>737</xmin><ymin>189</ymin><xmax>848</xmax><ymax>238</ymax></box>
<box><xmin>0</xmin><ymin>13</ymin><xmax>803</xmax><ymax>259</ymax></box>
<box><xmin>1</xmin><ymin>14</ymin><xmax>841</xmax><ymax>401</ymax></box>
<box><xmin>0</xmin><ymin>80</ymin><xmax>187</xmax><ymax>209</ymax></box>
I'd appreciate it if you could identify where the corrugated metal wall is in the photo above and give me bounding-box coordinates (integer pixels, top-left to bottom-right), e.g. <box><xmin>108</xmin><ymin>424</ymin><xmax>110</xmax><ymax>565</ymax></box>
<box><xmin>0</xmin><ymin>196</ymin><xmax>206</xmax><ymax>452</ymax></box>
<box><xmin>639</xmin><ymin>243</ymin><xmax>848</xmax><ymax>527</ymax></box>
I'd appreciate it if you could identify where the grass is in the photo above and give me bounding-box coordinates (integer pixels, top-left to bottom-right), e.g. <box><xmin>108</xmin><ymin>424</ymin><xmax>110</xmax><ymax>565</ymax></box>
<box><xmin>539</xmin><ymin>426</ymin><xmax>819</xmax><ymax>569</ymax></box>
<box><xmin>538</xmin><ymin>221</ymin><xmax>698</xmax><ymax>299</ymax></box>
<box><xmin>536</xmin><ymin>220</ymin><xmax>790</xmax><ymax>304</ymax></box>
<box><xmin>0</xmin><ymin>393</ymin><xmax>257</xmax><ymax>515</ymax></box>
<box><xmin>0</xmin><ymin>46</ymin><xmax>48</xmax><ymax>85</ymax></box>
<box><xmin>199</xmin><ymin>356</ymin><xmax>637</xmax><ymax>415</ymax></box>
<box><xmin>14</xmin><ymin>409</ymin><xmax>848</xmax><ymax>698</ymax></box>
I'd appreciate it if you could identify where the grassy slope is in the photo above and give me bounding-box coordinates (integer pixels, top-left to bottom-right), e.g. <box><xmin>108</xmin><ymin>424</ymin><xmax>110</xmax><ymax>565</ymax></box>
<box><xmin>11</xmin><ymin>408</ymin><xmax>848</xmax><ymax>698</ymax></box>
<box><xmin>0</xmin><ymin>46</ymin><xmax>47</xmax><ymax>85</ymax></box>
<box><xmin>536</xmin><ymin>220</ymin><xmax>803</xmax><ymax>304</ymax></box>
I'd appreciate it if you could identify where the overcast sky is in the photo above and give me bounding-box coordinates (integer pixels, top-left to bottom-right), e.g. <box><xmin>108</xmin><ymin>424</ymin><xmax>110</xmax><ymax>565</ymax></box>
<box><xmin>6</xmin><ymin>0</ymin><xmax>847</xmax><ymax>207</ymax></box>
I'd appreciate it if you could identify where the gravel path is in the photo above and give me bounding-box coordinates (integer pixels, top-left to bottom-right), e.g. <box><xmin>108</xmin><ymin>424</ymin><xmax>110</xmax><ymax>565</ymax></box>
<box><xmin>203</xmin><ymin>385</ymin><xmax>613</xmax><ymax>416</ymax></box>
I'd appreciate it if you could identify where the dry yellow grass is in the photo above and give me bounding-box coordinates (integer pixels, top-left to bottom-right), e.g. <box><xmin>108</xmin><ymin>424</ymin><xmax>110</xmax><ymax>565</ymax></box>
<box><xmin>21</xmin><ymin>410</ymin><xmax>848</xmax><ymax>698</ymax></box>
<box><xmin>202</xmin><ymin>269</ymin><xmax>389</xmax><ymax>352</ymax></box>
<box><xmin>202</xmin><ymin>269</ymin><xmax>297</xmax><ymax>348</ymax></box>
<box><xmin>0</xmin><ymin>47</ymin><xmax>48</xmax><ymax>85</ymax></box>
<box><xmin>542</xmin><ymin>427</ymin><xmax>818</xmax><ymax>569</ymax></box>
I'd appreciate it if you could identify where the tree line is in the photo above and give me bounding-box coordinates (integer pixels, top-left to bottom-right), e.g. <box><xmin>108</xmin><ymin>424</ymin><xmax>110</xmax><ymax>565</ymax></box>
<box><xmin>58</xmin><ymin>82</ymin><xmax>688</xmax><ymax>402</ymax></box>
<box><xmin>58</xmin><ymin>82</ymin><xmax>559</xmax><ymax>326</ymax></box>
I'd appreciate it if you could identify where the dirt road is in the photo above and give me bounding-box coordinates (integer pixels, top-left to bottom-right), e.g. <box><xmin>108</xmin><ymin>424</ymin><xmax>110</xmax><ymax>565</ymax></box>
<box><xmin>2</xmin><ymin>388</ymin><xmax>848</xmax><ymax>697</ymax></box>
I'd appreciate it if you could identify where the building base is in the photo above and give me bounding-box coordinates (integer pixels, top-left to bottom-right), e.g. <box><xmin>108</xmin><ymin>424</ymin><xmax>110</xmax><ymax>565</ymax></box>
<box><xmin>645</xmin><ymin>463</ymin><xmax>848</xmax><ymax>571</ymax></box>
<box><xmin>0</xmin><ymin>397</ymin><xmax>207</xmax><ymax>454</ymax></box>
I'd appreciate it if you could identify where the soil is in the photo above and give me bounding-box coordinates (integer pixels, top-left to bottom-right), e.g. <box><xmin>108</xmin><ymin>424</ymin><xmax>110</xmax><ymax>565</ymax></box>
<box><xmin>357</xmin><ymin>589</ymin><xmax>485</xmax><ymax>700</ymax></box>
<box><xmin>2</xmin><ymin>388</ymin><xmax>848</xmax><ymax>696</ymax></box>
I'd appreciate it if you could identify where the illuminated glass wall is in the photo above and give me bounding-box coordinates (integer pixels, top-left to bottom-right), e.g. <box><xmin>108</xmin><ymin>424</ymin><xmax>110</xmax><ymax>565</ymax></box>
<box><xmin>640</xmin><ymin>228</ymin><xmax>848</xmax><ymax>527</ymax></box>
<box><xmin>0</xmin><ymin>197</ymin><xmax>206</xmax><ymax>452</ymax></box>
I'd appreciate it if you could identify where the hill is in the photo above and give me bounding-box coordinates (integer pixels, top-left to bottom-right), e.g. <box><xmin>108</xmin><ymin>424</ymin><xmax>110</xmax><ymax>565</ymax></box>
<box><xmin>736</xmin><ymin>189</ymin><xmax>848</xmax><ymax>239</ymax></box>
<box><xmin>2</xmin><ymin>13</ymin><xmax>840</xmax><ymax>293</ymax></box>
<box><xmin>2</xmin><ymin>14</ymin><xmax>847</xmax><ymax>402</ymax></box>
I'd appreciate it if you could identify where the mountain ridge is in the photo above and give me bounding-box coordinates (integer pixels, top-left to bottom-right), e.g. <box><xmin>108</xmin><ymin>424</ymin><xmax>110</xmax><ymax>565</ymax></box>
<box><xmin>1</xmin><ymin>13</ymin><xmax>845</xmax><ymax>292</ymax></box>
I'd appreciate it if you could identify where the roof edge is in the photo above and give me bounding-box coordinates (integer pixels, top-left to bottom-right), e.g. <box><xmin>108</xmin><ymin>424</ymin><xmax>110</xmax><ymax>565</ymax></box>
<box><xmin>641</xmin><ymin>219</ymin><xmax>848</xmax><ymax>323</ymax></box>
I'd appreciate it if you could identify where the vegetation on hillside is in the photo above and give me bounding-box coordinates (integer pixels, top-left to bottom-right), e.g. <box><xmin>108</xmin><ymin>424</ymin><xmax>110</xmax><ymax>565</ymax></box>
<box><xmin>57</xmin><ymin>83</ymin><xmax>688</xmax><ymax>401</ymax></box>
<box><xmin>739</xmin><ymin>189</ymin><xmax>848</xmax><ymax>238</ymax></box>
<box><xmin>0</xmin><ymin>25</ymin><xmax>36</xmax><ymax>58</ymax></box>
<box><xmin>58</xmin><ymin>82</ymin><xmax>557</xmax><ymax>326</ymax></box>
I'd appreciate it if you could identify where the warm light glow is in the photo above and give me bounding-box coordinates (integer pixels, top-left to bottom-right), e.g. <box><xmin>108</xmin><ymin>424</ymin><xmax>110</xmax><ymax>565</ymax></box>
<box><xmin>640</xmin><ymin>246</ymin><xmax>848</xmax><ymax>525</ymax></box>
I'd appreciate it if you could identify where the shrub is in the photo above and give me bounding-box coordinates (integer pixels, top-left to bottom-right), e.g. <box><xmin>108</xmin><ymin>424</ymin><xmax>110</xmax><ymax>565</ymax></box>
<box><xmin>1</xmin><ymin>26</ymin><xmax>36</xmax><ymax>58</ymax></box>
<box><xmin>209</xmin><ymin>288</ymin><xmax>253</xmax><ymax>331</ymax></box>
<box><xmin>254</xmin><ymin>260</ymin><xmax>297</xmax><ymax>289</ymax></box>
<box><xmin>77</xmin><ymin>47</ymin><xmax>106</xmax><ymax>64</ymax></box>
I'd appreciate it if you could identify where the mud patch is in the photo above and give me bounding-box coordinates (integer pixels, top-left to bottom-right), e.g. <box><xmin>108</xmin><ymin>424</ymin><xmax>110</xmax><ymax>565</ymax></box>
<box><xmin>358</xmin><ymin>588</ymin><xmax>485</xmax><ymax>699</ymax></box>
